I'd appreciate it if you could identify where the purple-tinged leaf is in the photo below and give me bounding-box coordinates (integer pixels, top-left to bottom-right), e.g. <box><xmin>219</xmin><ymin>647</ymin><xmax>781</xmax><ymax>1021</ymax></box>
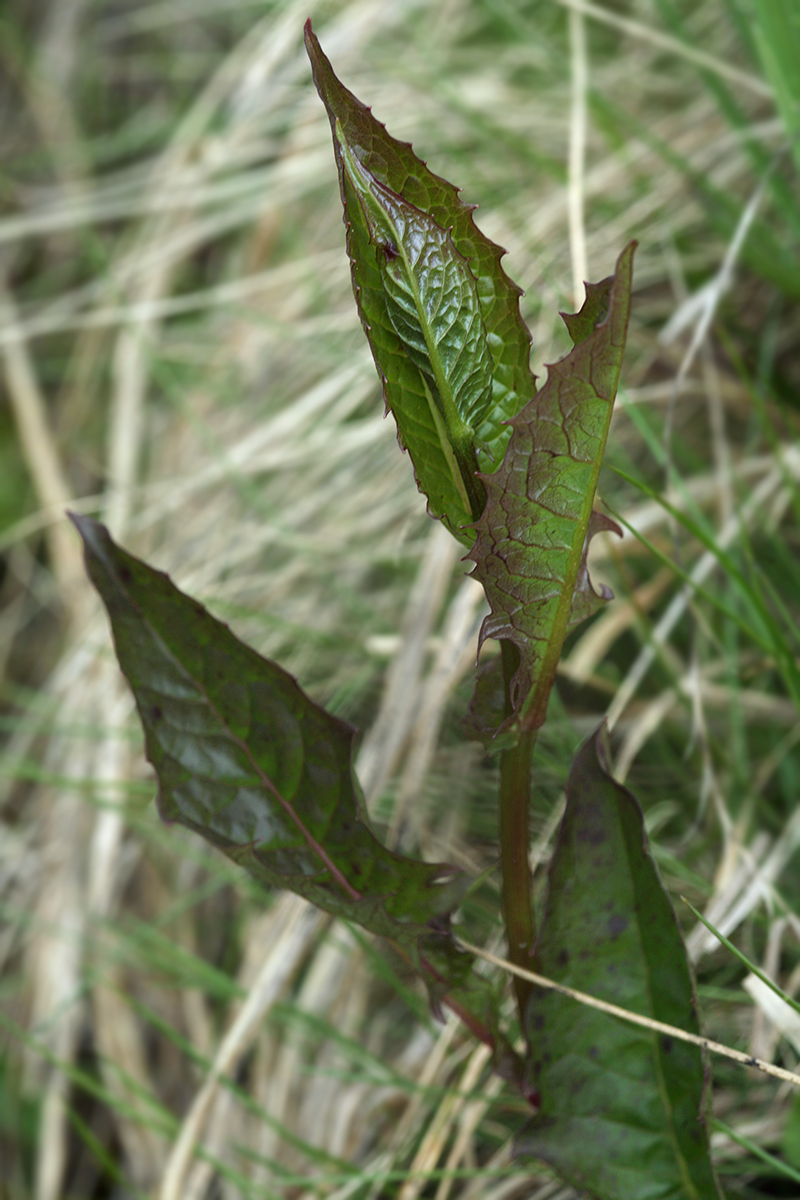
<box><xmin>305</xmin><ymin>21</ymin><xmax>536</xmax><ymax>543</ymax></box>
<box><xmin>468</xmin><ymin>244</ymin><xmax>634</xmax><ymax>737</ymax></box>
<box><xmin>462</xmin><ymin>653</ymin><xmax>507</xmax><ymax>746</ymax></box>
<box><xmin>519</xmin><ymin>729</ymin><xmax>722</xmax><ymax>1200</ymax></box>
<box><xmin>71</xmin><ymin>514</ymin><xmax>519</xmax><ymax>1069</ymax></box>
<box><xmin>70</xmin><ymin>514</ymin><xmax>463</xmax><ymax>943</ymax></box>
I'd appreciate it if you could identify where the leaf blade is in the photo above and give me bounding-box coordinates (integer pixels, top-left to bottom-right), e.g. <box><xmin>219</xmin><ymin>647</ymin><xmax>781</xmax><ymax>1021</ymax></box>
<box><xmin>71</xmin><ymin>514</ymin><xmax>521</xmax><ymax>1074</ymax></box>
<box><xmin>305</xmin><ymin>21</ymin><xmax>536</xmax><ymax>541</ymax></box>
<box><xmin>70</xmin><ymin>514</ymin><xmax>463</xmax><ymax>939</ymax></box>
<box><xmin>335</xmin><ymin>123</ymin><xmax>494</xmax><ymax>442</ymax></box>
<box><xmin>468</xmin><ymin>243</ymin><xmax>634</xmax><ymax>735</ymax></box>
<box><xmin>519</xmin><ymin>730</ymin><xmax>722</xmax><ymax>1200</ymax></box>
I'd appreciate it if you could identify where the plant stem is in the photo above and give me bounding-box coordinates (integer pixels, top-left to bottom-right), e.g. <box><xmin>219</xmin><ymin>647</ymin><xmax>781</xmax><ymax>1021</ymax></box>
<box><xmin>498</xmin><ymin>641</ymin><xmax>536</xmax><ymax>1028</ymax></box>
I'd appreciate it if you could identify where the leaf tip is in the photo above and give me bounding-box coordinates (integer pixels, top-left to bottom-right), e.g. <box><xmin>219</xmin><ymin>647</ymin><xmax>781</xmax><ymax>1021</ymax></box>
<box><xmin>65</xmin><ymin>508</ymin><xmax>87</xmax><ymax>537</ymax></box>
<box><xmin>66</xmin><ymin>510</ymin><xmax>112</xmax><ymax>564</ymax></box>
<box><xmin>560</xmin><ymin>240</ymin><xmax>638</xmax><ymax>345</ymax></box>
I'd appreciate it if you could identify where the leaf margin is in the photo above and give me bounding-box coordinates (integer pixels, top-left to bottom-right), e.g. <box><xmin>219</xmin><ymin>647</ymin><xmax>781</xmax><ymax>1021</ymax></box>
<box><xmin>468</xmin><ymin>242</ymin><xmax>635</xmax><ymax>739</ymax></box>
<box><xmin>304</xmin><ymin>18</ymin><xmax>537</xmax><ymax>542</ymax></box>
<box><xmin>519</xmin><ymin>725</ymin><xmax>723</xmax><ymax>1200</ymax></box>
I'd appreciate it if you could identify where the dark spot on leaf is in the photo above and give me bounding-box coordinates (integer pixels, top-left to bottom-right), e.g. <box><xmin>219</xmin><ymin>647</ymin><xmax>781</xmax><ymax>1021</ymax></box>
<box><xmin>531</xmin><ymin>1013</ymin><xmax>545</xmax><ymax>1032</ymax></box>
<box><xmin>607</xmin><ymin>914</ymin><xmax>628</xmax><ymax>939</ymax></box>
<box><xmin>150</xmin><ymin>704</ymin><xmax>164</xmax><ymax>722</ymax></box>
<box><xmin>118</xmin><ymin>565</ymin><xmax>133</xmax><ymax>584</ymax></box>
<box><xmin>382</xmin><ymin>241</ymin><xmax>399</xmax><ymax>262</ymax></box>
<box><xmin>661</xmin><ymin>1036</ymin><xmax>673</xmax><ymax>1053</ymax></box>
<box><xmin>557</xmin><ymin>947</ymin><xmax>569</xmax><ymax>967</ymax></box>
<box><xmin>588</xmin><ymin>1045</ymin><xmax>599</xmax><ymax>1059</ymax></box>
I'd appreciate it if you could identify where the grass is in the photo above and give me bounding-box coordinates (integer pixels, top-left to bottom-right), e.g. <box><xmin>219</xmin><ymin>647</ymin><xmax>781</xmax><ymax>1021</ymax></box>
<box><xmin>1</xmin><ymin>0</ymin><xmax>799</xmax><ymax>1196</ymax></box>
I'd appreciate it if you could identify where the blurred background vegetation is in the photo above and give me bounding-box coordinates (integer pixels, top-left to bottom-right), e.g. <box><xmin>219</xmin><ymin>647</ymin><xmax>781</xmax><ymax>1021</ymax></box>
<box><xmin>1</xmin><ymin>0</ymin><xmax>799</xmax><ymax>1196</ymax></box>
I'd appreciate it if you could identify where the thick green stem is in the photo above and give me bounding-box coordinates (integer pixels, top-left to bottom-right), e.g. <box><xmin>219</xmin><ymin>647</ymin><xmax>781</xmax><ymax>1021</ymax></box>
<box><xmin>498</xmin><ymin>641</ymin><xmax>537</xmax><ymax>1028</ymax></box>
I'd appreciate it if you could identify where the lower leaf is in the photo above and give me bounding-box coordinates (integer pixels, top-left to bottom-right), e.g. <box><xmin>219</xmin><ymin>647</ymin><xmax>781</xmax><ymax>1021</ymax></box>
<box><xmin>71</xmin><ymin>514</ymin><xmax>517</xmax><ymax>1072</ymax></box>
<box><xmin>519</xmin><ymin>729</ymin><xmax>723</xmax><ymax>1200</ymax></box>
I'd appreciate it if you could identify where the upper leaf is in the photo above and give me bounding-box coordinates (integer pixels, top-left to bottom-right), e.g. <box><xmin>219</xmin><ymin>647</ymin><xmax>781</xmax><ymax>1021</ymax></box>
<box><xmin>468</xmin><ymin>243</ymin><xmax>635</xmax><ymax>736</ymax></box>
<box><xmin>305</xmin><ymin>20</ymin><xmax>536</xmax><ymax>544</ymax></box>
<box><xmin>519</xmin><ymin>729</ymin><xmax>723</xmax><ymax>1200</ymax></box>
<box><xmin>335</xmin><ymin>124</ymin><xmax>494</xmax><ymax>445</ymax></box>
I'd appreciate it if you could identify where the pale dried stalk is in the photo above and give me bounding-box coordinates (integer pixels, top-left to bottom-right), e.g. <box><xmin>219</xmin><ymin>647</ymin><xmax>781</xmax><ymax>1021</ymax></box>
<box><xmin>0</xmin><ymin>283</ymin><xmax>81</xmax><ymax>595</ymax></box>
<box><xmin>160</xmin><ymin>895</ymin><xmax>320</xmax><ymax>1200</ymax></box>
<box><xmin>462</xmin><ymin>941</ymin><xmax>800</xmax><ymax>1089</ymax></box>
<box><xmin>356</xmin><ymin>522</ymin><xmax>460</xmax><ymax>808</ymax></box>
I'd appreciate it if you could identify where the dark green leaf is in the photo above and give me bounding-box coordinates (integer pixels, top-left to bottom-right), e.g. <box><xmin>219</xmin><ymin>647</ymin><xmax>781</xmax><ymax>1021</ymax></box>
<box><xmin>305</xmin><ymin>20</ymin><xmax>536</xmax><ymax>543</ymax></box>
<box><xmin>468</xmin><ymin>244</ymin><xmax>634</xmax><ymax>736</ymax></box>
<box><xmin>71</xmin><ymin>514</ymin><xmax>518</xmax><ymax>1069</ymax></box>
<box><xmin>462</xmin><ymin>653</ymin><xmax>507</xmax><ymax>745</ymax></box>
<box><xmin>519</xmin><ymin>729</ymin><xmax>722</xmax><ymax>1200</ymax></box>
<box><xmin>782</xmin><ymin>1092</ymin><xmax>800</xmax><ymax>1171</ymax></box>
<box><xmin>70</xmin><ymin>515</ymin><xmax>463</xmax><ymax>943</ymax></box>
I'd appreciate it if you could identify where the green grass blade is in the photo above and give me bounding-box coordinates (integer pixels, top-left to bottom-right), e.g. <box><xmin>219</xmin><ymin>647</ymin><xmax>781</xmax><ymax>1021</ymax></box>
<box><xmin>752</xmin><ymin>0</ymin><xmax>800</xmax><ymax>173</ymax></box>
<box><xmin>682</xmin><ymin>898</ymin><xmax>800</xmax><ymax>1019</ymax></box>
<box><xmin>713</xmin><ymin>1117</ymin><xmax>800</xmax><ymax>1186</ymax></box>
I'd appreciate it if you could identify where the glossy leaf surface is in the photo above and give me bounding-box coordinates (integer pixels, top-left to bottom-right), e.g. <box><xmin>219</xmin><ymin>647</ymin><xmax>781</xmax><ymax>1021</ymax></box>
<box><xmin>519</xmin><ymin>730</ymin><xmax>722</xmax><ymax>1200</ymax></box>
<box><xmin>71</xmin><ymin>515</ymin><xmax>466</xmax><ymax>944</ymax></box>
<box><xmin>306</xmin><ymin>21</ymin><xmax>536</xmax><ymax>543</ymax></box>
<box><xmin>335</xmin><ymin>125</ymin><xmax>494</xmax><ymax>441</ymax></box>
<box><xmin>72</xmin><ymin>515</ymin><xmax>519</xmax><ymax>1068</ymax></box>
<box><xmin>468</xmin><ymin>243</ymin><xmax>634</xmax><ymax>736</ymax></box>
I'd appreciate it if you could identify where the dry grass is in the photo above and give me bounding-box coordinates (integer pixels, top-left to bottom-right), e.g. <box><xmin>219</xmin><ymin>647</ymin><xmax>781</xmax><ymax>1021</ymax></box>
<box><xmin>1</xmin><ymin>1</ymin><xmax>799</xmax><ymax>1197</ymax></box>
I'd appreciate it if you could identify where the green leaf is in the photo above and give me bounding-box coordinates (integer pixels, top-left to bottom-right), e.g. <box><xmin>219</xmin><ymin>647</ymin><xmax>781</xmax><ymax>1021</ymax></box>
<box><xmin>70</xmin><ymin>516</ymin><xmax>462</xmax><ymax>941</ymax></box>
<box><xmin>334</xmin><ymin>126</ymin><xmax>494</xmax><ymax>444</ymax></box>
<box><xmin>305</xmin><ymin>20</ymin><xmax>536</xmax><ymax>544</ymax></box>
<box><xmin>519</xmin><ymin>729</ymin><xmax>723</xmax><ymax>1200</ymax></box>
<box><xmin>468</xmin><ymin>243</ymin><xmax>634</xmax><ymax>736</ymax></box>
<box><xmin>71</xmin><ymin>514</ymin><xmax>519</xmax><ymax>1071</ymax></box>
<box><xmin>782</xmin><ymin>1092</ymin><xmax>800</xmax><ymax>1171</ymax></box>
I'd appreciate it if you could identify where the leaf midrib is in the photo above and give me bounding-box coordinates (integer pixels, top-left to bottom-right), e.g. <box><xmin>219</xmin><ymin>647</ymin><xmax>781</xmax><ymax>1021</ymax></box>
<box><xmin>335</xmin><ymin>122</ymin><xmax>477</xmax><ymax>513</ymax></box>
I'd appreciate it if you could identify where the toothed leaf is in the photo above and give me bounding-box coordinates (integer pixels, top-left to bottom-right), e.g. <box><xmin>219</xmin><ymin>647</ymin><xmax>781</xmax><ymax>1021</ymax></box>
<box><xmin>468</xmin><ymin>243</ymin><xmax>634</xmax><ymax>736</ymax></box>
<box><xmin>335</xmin><ymin>124</ymin><xmax>494</xmax><ymax>440</ymax></box>
<box><xmin>305</xmin><ymin>21</ymin><xmax>536</xmax><ymax>543</ymax></box>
